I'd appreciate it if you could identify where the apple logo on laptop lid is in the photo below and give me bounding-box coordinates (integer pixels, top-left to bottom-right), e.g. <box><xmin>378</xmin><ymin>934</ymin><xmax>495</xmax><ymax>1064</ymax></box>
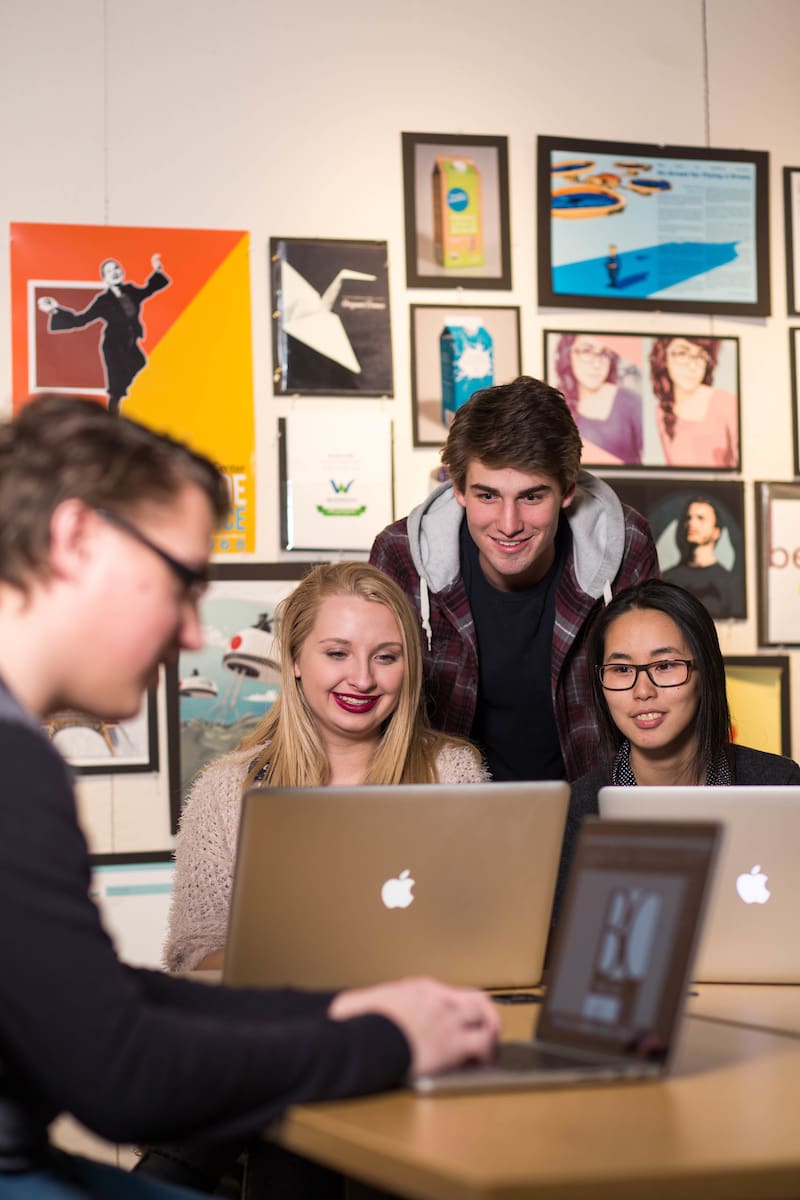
<box><xmin>381</xmin><ymin>869</ymin><xmax>415</xmax><ymax>909</ymax></box>
<box><xmin>735</xmin><ymin>864</ymin><xmax>770</xmax><ymax>905</ymax></box>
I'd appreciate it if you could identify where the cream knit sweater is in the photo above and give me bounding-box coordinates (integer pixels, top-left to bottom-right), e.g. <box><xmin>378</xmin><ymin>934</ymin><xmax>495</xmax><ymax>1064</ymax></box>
<box><xmin>164</xmin><ymin>744</ymin><xmax>489</xmax><ymax>971</ymax></box>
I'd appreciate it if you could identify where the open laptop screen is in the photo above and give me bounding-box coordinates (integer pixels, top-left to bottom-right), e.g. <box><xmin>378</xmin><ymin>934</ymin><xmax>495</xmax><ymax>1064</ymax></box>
<box><xmin>537</xmin><ymin>819</ymin><xmax>720</xmax><ymax>1063</ymax></box>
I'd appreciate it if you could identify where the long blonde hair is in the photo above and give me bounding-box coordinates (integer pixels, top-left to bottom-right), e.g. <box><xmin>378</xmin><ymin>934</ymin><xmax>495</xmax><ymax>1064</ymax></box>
<box><xmin>239</xmin><ymin>562</ymin><xmax>477</xmax><ymax>788</ymax></box>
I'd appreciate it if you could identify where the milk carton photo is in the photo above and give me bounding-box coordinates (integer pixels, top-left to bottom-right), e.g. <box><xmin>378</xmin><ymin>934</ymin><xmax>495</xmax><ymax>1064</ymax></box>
<box><xmin>440</xmin><ymin>319</ymin><xmax>494</xmax><ymax>425</ymax></box>
<box><xmin>432</xmin><ymin>156</ymin><xmax>485</xmax><ymax>268</ymax></box>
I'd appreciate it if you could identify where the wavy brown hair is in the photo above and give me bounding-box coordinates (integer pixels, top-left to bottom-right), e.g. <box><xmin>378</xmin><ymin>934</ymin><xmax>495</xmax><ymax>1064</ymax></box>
<box><xmin>649</xmin><ymin>337</ymin><xmax>720</xmax><ymax>441</ymax></box>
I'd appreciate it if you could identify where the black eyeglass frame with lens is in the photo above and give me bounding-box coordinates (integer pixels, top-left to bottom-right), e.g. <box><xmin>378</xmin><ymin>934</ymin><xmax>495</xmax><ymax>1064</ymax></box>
<box><xmin>94</xmin><ymin>507</ymin><xmax>209</xmax><ymax>595</ymax></box>
<box><xmin>597</xmin><ymin>659</ymin><xmax>694</xmax><ymax>691</ymax></box>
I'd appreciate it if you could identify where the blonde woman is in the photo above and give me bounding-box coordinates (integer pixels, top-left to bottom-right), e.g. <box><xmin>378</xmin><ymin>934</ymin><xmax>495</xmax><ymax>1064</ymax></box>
<box><xmin>165</xmin><ymin>562</ymin><xmax>487</xmax><ymax>972</ymax></box>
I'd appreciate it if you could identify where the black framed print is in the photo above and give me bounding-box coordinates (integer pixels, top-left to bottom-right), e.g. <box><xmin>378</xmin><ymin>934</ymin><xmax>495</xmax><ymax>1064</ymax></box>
<box><xmin>608</xmin><ymin>478</ymin><xmax>746</xmax><ymax>620</ymax></box>
<box><xmin>271</xmin><ymin>237</ymin><xmax>393</xmax><ymax>396</ymax></box>
<box><xmin>724</xmin><ymin>655</ymin><xmax>792</xmax><ymax>758</ymax></box>
<box><xmin>538</xmin><ymin>135</ymin><xmax>770</xmax><ymax>316</ymax></box>
<box><xmin>165</xmin><ymin>562</ymin><xmax>321</xmax><ymax>831</ymax></box>
<box><xmin>46</xmin><ymin>688</ymin><xmax>159</xmax><ymax>775</ymax></box>
<box><xmin>754</xmin><ymin>481</ymin><xmax>800</xmax><ymax>647</ymax></box>
<box><xmin>788</xmin><ymin>327</ymin><xmax>800</xmax><ymax>475</ymax></box>
<box><xmin>411</xmin><ymin>304</ymin><xmax>521</xmax><ymax>446</ymax></box>
<box><xmin>402</xmin><ymin>132</ymin><xmax>511</xmax><ymax>290</ymax></box>
<box><xmin>543</xmin><ymin>329</ymin><xmax>741</xmax><ymax>470</ymax></box>
<box><xmin>783</xmin><ymin>166</ymin><xmax>800</xmax><ymax>315</ymax></box>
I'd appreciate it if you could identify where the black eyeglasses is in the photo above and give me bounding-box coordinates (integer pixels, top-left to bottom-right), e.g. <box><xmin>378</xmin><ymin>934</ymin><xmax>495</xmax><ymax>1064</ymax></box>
<box><xmin>597</xmin><ymin>659</ymin><xmax>693</xmax><ymax>691</ymax></box>
<box><xmin>94</xmin><ymin>508</ymin><xmax>209</xmax><ymax>594</ymax></box>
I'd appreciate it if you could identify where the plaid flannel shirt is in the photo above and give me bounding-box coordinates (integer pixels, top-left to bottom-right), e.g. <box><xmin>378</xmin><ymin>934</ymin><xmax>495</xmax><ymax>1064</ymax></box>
<box><xmin>370</xmin><ymin>503</ymin><xmax>658</xmax><ymax>781</ymax></box>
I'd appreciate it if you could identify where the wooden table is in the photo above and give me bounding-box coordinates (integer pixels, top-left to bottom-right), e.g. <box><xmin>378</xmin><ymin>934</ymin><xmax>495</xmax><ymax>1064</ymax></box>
<box><xmin>687</xmin><ymin>983</ymin><xmax>800</xmax><ymax>1038</ymax></box>
<box><xmin>273</xmin><ymin>999</ymin><xmax>800</xmax><ymax>1199</ymax></box>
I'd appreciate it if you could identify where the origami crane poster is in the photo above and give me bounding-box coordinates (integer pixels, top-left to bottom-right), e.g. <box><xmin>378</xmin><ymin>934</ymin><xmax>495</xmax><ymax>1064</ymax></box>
<box><xmin>271</xmin><ymin>237</ymin><xmax>394</xmax><ymax>395</ymax></box>
<box><xmin>10</xmin><ymin>222</ymin><xmax>256</xmax><ymax>554</ymax></box>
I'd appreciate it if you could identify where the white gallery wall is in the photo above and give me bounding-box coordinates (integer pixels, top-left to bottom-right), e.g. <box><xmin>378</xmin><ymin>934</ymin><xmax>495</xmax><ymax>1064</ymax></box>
<box><xmin>1</xmin><ymin>0</ymin><xmax>799</xmax><ymax>863</ymax></box>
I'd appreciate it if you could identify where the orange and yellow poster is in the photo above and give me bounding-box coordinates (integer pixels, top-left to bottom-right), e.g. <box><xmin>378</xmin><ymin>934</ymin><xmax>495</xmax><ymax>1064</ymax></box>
<box><xmin>10</xmin><ymin>222</ymin><xmax>255</xmax><ymax>553</ymax></box>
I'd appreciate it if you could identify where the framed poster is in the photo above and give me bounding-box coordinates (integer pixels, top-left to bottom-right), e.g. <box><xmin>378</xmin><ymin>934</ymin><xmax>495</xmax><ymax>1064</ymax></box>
<box><xmin>165</xmin><ymin>563</ymin><xmax>321</xmax><ymax>830</ymax></box>
<box><xmin>537</xmin><ymin>136</ymin><xmax>770</xmax><ymax>316</ymax></box>
<box><xmin>9</xmin><ymin>222</ymin><xmax>256</xmax><ymax>554</ymax></box>
<box><xmin>754</xmin><ymin>481</ymin><xmax>800</xmax><ymax>647</ymax></box>
<box><xmin>271</xmin><ymin>237</ymin><xmax>393</xmax><ymax>396</ymax></box>
<box><xmin>279</xmin><ymin>412</ymin><xmax>394</xmax><ymax>551</ymax></box>
<box><xmin>411</xmin><ymin>304</ymin><xmax>521</xmax><ymax>447</ymax></box>
<box><xmin>90</xmin><ymin>855</ymin><xmax>175</xmax><ymax>962</ymax></box>
<box><xmin>724</xmin><ymin>655</ymin><xmax>791</xmax><ymax>758</ymax></box>
<box><xmin>45</xmin><ymin>688</ymin><xmax>158</xmax><ymax>775</ymax></box>
<box><xmin>543</xmin><ymin>329</ymin><xmax>740</xmax><ymax>469</ymax></box>
<box><xmin>402</xmin><ymin>132</ymin><xmax>511</xmax><ymax>290</ymax></box>
<box><xmin>608</xmin><ymin>478</ymin><xmax>746</xmax><ymax>620</ymax></box>
<box><xmin>783</xmin><ymin>166</ymin><xmax>800</xmax><ymax>316</ymax></box>
<box><xmin>788</xmin><ymin>327</ymin><xmax>800</xmax><ymax>475</ymax></box>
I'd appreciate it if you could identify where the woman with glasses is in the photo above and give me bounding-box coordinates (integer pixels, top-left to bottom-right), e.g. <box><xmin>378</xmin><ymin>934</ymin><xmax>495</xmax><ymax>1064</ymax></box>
<box><xmin>554</xmin><ymin>580</ymin><xmax>800</xmax><ymax>916</ymax></box>
<box><xmin>554</xmin><ymin>332</ymin><xmax>643</xmax><ymax>465</ymax></box>
<box><xmin>649</xmin><ymin>336</ymin><xmax>739</xmax><ymax>468</ymax></box>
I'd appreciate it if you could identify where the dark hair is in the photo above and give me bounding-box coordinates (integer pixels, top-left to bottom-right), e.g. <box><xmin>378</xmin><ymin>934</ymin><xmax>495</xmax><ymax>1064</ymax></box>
<box><xmin>675</xmin><ymin>495</ymin><xmax>723</xmax><ymax>564</ymax></box>
<box><xmin>554</xmin><ymin>334</ymin><xmax>619</xmax><ymax>416</ymax></box>
<box><xmin>649</xmin><ymin>337</ymin><xmax>720</xmax><ymax>441</ymax></box>
<box><xmin>587</xmin><ymin>579</ymin><xmax>732</xmax><ymax>780</ymax></box>
<box><xmin>440</xmin><ymin>375</ymin><xmax>582</xmax><ymax>494</ymax></box>
<box><xmin>0</xmin><ymin>394</ymin><xmax>230</xmax><ymax>592</ymax></box>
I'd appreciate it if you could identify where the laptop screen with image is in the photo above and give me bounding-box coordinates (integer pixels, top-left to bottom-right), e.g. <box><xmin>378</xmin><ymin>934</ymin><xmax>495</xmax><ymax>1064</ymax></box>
<box><xmin>537</xmin><ymin>820</ymin><xmax>720</xmax><ymax>1063</ymax></box>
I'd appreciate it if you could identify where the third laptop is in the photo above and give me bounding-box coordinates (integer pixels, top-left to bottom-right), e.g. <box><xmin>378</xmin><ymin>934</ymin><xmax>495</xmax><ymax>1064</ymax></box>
<box><xmin>599</xmin><ymin>785</ymin><xmax>800</xmax><ymax>982</ymax></box>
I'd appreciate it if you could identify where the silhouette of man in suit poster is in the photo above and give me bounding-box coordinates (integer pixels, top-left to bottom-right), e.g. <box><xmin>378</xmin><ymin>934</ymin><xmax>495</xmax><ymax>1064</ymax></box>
<box><xmin>38</xmin><ymin>254</ymin><xmax>170</xmax><ymax>414</ymax></box>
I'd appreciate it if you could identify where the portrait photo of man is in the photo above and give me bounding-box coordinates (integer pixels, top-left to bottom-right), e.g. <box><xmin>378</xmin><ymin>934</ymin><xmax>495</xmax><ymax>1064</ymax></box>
<box><xmin>608</xmin><ymin>479</ymin><xmax>746</xmax><ymax>620</ymax></box>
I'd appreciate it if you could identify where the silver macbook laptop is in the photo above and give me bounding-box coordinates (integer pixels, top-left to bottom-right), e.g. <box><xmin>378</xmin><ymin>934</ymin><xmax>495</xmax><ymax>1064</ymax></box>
<box><xmin>415</xmin><ymin>818</ymin><xmax>720</xmax><ymax>1094</ymax></box>
<box><xmin>223</xmin><ymin>780</ymin><xmax>568</xmax><ymax>991</ymax></box>
<box><xmin>599</xmin><ymin>786</ymin><xmax>800</xmax><ymax>983</ymax></box>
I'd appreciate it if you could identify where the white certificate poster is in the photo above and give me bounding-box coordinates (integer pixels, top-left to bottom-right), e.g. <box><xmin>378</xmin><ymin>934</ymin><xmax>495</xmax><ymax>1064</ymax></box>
<box><xmin>280</xmin><ymin>413</ymin><xmax>394</xmax><ymax>551</ymax></box>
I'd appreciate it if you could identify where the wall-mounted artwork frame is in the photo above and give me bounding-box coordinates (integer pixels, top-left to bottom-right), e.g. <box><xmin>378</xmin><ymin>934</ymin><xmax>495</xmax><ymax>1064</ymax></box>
<box><xmin>754</xmin><ymin>481</ymin><xmax>800</xmax><ymax>647</ymax></box>
<box><xmin>279</xmin><ymin>412</ymin><xmax>394</xmax><ymax>551</ymax></box>
<box><xmin>543</xmin><ymin>329</ymin><xmax>740</xmax><ymax>470</ymax></box>
<box><xmin>46</xmin><ymin>688</ymin><xmax>159</xmax><ymax>775</ymax></box>
<box><xmin>787</xmin><ymin>327</ymin><xmax>800</xmax><ymax>474</ymax></box>
<box><xmin>165</xmin><ymin>562</ymin><xmax>320</xmax><ymax>831</ymax></box>
<box><xmin>271</xmin><ymin>237</ymin><xmax>393</xmax><ymax>396</ymax></box>
<box><xmin>783</xmin><ymin>166</ymin><xmax>800</xmax><ymax>316</ymax></box>
<box><xmin>724</xmin><ymin>655</ymin><xmax>792</xmax><ymax>758</ymax></box>
<box><xmin>411</xmin><ymin>304</ymin><xmax>521</xmax><ymax>447</ymax></box>
<box><xmin>402</xmin><ymin>132</ymin><xmax>511</xmax><ymax>290</ymax></box>
<box><xmin>537</xmin><ymin>135</ymin><xmax>770</xmax><ymax>316</ymax></box>
<box><xmin>608</xmin><ymin>478</ymin><xmax>746</xmax><ymax>620</ymax></box>
<box><xmin>90</xmin><ymin>854</ymin><xmax>175</xmax><ymax>962</ymax></box>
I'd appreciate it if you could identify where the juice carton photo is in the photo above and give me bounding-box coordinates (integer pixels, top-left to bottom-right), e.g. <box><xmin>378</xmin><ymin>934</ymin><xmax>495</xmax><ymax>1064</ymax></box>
<box><xmin>440</xmin><ymin>319</ymin><xmax>494</xmax><ymax>425</ymax></box>
<box><xmin>432</xmin><ymin>157</ymin><xmax>485</xmax><ymax>268</ymax></box>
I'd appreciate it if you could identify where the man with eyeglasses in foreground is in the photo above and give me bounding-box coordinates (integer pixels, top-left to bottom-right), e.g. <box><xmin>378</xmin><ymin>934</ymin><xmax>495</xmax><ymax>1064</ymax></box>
<box><xmin>370</xmin><ymin>376</ymin><xmax>659</xmax><ymax>785</ymax></box>
<box><xmin>0</xmin><ymin>394</ymin><xmax>499</xmax><ymax>1200</ymax></box>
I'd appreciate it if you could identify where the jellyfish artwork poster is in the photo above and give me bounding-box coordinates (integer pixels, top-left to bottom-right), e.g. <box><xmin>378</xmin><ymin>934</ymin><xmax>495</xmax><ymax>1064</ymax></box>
<box><xmin>165</xmin><ymin>563</ymin><xmax>319</xmax><ymax>830</ymax></box>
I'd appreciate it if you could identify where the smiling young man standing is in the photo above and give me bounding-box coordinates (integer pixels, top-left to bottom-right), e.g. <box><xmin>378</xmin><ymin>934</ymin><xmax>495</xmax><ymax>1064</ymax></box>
<box><xmin>370</xmin><ymin>377</ymin><xmax>659</xmax><ymax>782</ymax></box>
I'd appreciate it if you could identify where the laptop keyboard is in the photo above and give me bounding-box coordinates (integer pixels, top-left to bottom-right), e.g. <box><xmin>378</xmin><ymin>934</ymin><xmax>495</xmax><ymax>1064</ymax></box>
<box><xmin>494</xmin><ymin>1042</ymin><xmax>600</xmax><ymax>1071</ymax></box>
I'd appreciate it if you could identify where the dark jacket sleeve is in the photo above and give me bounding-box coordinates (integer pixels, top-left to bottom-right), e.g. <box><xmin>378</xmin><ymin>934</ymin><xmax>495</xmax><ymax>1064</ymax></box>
<box><xmin>731</xmin><ymin>744</ymin><xmax>800</xmax><ymax>785</ymax></box>
<box><xmin>0</xmin><ymin>727</ymin><xmax>410</xmax><ymax>1148</ymax></box>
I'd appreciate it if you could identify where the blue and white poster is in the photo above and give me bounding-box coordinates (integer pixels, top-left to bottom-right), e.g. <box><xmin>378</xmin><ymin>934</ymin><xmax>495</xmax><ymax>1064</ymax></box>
<box><xmin>537</xmin><ymin>136</ymin><xmax>770</xmax><ymax>316</ymax></box>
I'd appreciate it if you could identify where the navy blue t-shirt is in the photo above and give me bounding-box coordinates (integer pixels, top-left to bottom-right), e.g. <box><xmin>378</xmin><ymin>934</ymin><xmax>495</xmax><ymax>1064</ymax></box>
<box><xmin>461</xmin><ymin>519</ymin><xmax>568</xmax><ymax>781</ymax></box>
